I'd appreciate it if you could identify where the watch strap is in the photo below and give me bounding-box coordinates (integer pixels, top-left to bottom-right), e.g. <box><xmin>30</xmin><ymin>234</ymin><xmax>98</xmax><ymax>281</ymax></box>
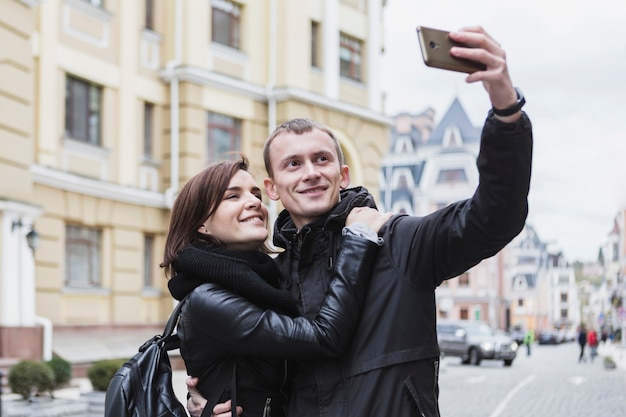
<box><xmin>492</xmin><ymin>87</ymin><xmax>525</xmax><ymax>117</ymax></box>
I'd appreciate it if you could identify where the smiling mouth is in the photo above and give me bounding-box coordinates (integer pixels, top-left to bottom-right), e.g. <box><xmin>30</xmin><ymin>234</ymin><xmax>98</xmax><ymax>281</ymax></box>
<box><xmin>241</xmin><ymin>216</ymin><xmax>264</xmax><ymax>223</ymax></box>
<box><xmin>300</xmin><ymin>186</ymin><xmax>327</xmax><ymax>194</ymax></box>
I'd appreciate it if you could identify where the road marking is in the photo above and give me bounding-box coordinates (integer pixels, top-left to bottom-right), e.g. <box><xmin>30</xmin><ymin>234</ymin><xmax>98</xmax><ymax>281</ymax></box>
<box><xmin>466</xmin><ymin>375</ymin><xmax>486</xmax><ymax>384</ymax></box>
<box><xmin>568</xmin><ymin>376</ymin><xmax>587</xmax><ymax>386</ymax></box>
<box><xmin>488</xmin><ymin>375</ymin><xmax>535</xmax><ymax>417</ymax></box>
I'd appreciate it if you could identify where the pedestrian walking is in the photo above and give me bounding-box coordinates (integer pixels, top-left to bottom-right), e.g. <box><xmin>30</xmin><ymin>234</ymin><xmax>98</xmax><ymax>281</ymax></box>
<box><xmin>587</xmin><ymin>328</ymin><xmax>598</xmax><ymax>362</ymax></box>
<box><xmin>578</xmin><ymin>324</ymin><xmax>587</xmax><ymax>363</ymax></box>
<box><xmin>523</xmin><ymin>329</ymin><xmax>535</xmax><ymax>356</ymax></box>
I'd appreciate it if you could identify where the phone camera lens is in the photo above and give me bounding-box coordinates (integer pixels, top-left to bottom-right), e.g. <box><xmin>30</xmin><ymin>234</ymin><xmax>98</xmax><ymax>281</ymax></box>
<box><xmin>429</xmin><ymin>41</ymin><xmax>437</xmax><ymax>49</ymax></box>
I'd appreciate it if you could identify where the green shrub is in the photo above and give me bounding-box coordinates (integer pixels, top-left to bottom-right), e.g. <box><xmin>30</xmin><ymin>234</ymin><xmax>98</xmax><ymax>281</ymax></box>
<box><xmin>87</xmin><ymin>359</ymin><xmax>125</xmax><ymax>391</ymax></box>
<box><xmin>8</xmin><ymin>360</ymin><xmax>55</xmax><ymax>400</ymax></box>
<box><xmin>46</xmin><ymin>356</ymin><xmax>72</xmax><ymax>389</ymax></box>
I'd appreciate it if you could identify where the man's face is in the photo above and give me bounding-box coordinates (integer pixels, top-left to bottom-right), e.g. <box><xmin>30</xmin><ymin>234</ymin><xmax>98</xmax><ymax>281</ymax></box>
<box><xmin>264</xmin><ymin>128</ymin><xmax>350</xmax><ymax>229</ymax></box>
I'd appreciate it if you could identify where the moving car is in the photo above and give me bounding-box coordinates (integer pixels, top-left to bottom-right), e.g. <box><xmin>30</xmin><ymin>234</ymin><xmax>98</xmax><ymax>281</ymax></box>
<box><xmin>437</xmin><ymin>320</ymin><xmax>518</xmax><ymax>366</ymax></box>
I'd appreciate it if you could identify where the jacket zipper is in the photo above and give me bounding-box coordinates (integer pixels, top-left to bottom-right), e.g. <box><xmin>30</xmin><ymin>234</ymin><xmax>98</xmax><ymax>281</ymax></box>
<box><xmin>262</xmin><ymin>397</ymin><xmax>272</xmax><ymax>417</ymax></box>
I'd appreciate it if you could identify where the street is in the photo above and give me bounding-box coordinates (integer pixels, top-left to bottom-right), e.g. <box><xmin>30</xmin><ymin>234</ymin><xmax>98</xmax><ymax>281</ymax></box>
<box><xmin>438</xmin><ymin>341</ymin><xmax>626</xmax><ymax>417</ymax></box>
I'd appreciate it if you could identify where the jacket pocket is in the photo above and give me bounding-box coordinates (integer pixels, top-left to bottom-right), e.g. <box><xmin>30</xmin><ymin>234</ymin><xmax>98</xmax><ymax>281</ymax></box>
<box><xmin>403</xmin><ymin>358</ymin><xmax>439</xmax><ymax>417</ymax></box>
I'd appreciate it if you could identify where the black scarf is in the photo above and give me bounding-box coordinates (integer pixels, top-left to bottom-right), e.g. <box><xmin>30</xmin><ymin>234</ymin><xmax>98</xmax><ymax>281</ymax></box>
<box><xmin>168</xmin><ymin>244</ymin><xmax>299</xmax><ymax>317</ymax></box>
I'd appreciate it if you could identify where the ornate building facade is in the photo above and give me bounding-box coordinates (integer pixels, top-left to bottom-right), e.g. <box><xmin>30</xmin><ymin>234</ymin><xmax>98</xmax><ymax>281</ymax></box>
<box><xmin>0</xmin><ymin>0</ymin><xmax>390</xmax><ymax>363</ymax></box>
<box><xmin>379</xmin><ymin>98</ymin><xmax>511</xmax><ymax>330</ymax></box>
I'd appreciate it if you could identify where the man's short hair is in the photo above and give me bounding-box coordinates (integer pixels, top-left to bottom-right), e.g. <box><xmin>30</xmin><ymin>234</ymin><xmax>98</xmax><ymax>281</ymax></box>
<box><xmin>263</xmin><ymin>118</ymin><xmax>345</xmax><ymax>177</ymax></box>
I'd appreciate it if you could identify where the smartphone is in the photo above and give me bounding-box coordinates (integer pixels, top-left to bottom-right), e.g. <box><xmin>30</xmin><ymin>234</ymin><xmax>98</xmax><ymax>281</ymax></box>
<box><xmin>416</xmin><ymin>26</ymin><xmax>486</xmax><ymax>74</ymax></box>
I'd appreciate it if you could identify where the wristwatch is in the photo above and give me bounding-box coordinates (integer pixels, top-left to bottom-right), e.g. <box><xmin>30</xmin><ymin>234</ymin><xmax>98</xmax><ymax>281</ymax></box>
<box><xmin>492</xmin><ymin>87</ymin><xmax>525</xmax><ymax>117</ymax></box>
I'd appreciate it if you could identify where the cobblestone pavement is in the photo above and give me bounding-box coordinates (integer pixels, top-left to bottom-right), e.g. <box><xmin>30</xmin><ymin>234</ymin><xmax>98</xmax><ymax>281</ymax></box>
<box><xmin>438</xmin><ymin>341</ymin><xmax>626</xmax><ymax>417</ymax></box>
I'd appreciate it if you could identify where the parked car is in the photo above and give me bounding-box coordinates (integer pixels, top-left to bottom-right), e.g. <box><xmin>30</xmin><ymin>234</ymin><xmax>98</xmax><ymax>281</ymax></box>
<box><xmin>509</xmin><ymin>325</ymin><xmax>526</xmax><ymax>345</ymax></box>
<box><xmin>537</xmin><ymin>330</ymin><xmax>561</xmax><ymax>345</ymax></box>
<box><xmin>437</xmin><ymin>320</ymin><xmax>518</xmax><ymax>366</ymax></box>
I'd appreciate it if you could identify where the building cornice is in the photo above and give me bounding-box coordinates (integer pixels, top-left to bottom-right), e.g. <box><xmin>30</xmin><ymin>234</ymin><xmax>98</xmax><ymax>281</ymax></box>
<box><xmin>31</xmin><ymin>165</ymin><xmax>167</xmax><ymax>209</ymax></box>
<box><xmin>159</xmin><ymin>66</ymin><xmax>392</xmax><ymax>126</ymax></box>
<box><xmin>18</xmin><ymin>0</ymin><xmax>44</xmax><ymax>7</ymax></box>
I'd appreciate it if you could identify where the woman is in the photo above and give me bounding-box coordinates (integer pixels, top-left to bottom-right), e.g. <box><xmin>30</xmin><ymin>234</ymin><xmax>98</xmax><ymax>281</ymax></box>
<box><xmin>161</xmin><ymin>158</ymin><xmax>383</xmax><ymax>417</ymax></box>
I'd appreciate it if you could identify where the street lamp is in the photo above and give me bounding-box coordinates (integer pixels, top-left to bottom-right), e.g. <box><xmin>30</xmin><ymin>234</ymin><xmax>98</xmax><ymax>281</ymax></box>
<box><xmin>12</xmin><ymin>219</ymin><xmax>40</xmax><ymax>252</ymax></box>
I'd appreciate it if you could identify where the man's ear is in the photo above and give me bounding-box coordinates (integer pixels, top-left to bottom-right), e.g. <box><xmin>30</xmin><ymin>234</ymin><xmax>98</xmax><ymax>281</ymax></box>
<box><xmin>339</xmin><ymin>165</ymin><xmax>350</xmax><ymax>189</ymax></box>
<box><xmin>264</xmin><ymin>177</ymin><xmax>280</xmax><ymax>201</ymax></box>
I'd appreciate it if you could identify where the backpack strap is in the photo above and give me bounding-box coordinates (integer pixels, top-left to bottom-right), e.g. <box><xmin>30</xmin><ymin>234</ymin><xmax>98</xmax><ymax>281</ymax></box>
<box><xmin>198</xmin><ymin>359</ymin><xmax>237</xmax><ymax>417</ymax></box>
<box><xmin>168</xmin><ymin>297</ymin><xmax>238</xmax><ymax>417</ymax></box>
<box><xmin>164</xmin><ymin>298</ymin><xmax>186</xmax><ymax>338</ymax></box>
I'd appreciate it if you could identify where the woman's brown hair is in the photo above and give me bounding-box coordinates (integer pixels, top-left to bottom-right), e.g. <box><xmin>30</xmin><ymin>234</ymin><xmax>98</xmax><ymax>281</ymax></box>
<box><xmin>160</xmin><ymin>157</ymin><xmax>268</xmax><ymax>277</ymax></box>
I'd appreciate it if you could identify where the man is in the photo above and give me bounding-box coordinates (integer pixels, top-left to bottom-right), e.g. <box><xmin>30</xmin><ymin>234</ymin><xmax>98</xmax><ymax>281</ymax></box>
<box><xmin>523</xmin><ymin>328</ymin><xmax>535</xmax><ymax>356</ymax></box>
<box><xmin>193</xmin><ymin>26</ymin><xmax>532</xmax><ymax>416</ymax></box>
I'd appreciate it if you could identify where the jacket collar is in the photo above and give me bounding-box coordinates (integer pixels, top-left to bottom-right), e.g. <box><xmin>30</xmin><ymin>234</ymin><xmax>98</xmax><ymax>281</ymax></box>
<box><xmin>272</xmin><ymin>186</ymin><xmax>377</xmax><ymax>249</ymax></box>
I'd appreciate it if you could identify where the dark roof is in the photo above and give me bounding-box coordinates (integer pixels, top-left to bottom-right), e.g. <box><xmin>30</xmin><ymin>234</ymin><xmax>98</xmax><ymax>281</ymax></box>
<box><xmin>428</xmin><ymin>97</ymin><xmax>481</xmax><ymax>145</ymax></box>
<box><xmin>513</xmin><ymin>273</ymin><xmax>537</xmax><ymax>288</ymax></box>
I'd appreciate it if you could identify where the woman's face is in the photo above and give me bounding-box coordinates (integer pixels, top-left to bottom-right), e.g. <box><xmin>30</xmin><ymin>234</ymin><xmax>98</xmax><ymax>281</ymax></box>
<box><xmin>199</xmin><ymin>169</ymin><xmax>269</xmax><ymax>251</ymax></box>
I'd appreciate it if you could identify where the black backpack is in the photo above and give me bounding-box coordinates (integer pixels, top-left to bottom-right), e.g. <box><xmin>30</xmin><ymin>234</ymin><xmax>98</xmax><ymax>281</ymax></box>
<box><xmin>104</xmin><ymin>300</ymin><xmax>188</xmax><ymax>417</ymax></box>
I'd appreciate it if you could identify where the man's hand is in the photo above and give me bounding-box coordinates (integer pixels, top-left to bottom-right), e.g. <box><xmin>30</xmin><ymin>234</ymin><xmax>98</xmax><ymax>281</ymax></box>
<box><xmin>211</xmin><ymin>400</ymin><xmax>243</xmax><ymax>417</ymax></box>
<box><xmin>186</xmin><ymin>377</ymin><xmax>206</xmax><ymax>417</ymax></box>
<box><xmin>448</xmin><ymin>26</ymin><xmax>521</xmax><ymax>123</ymax></box>
<box><xmin>347</xmin><ymin>207</ymin><xmax>392</xmax><ymax>233</ymax></box>
<box><xmin>186</xmin><ymin>376</ymin><xmax>243</xmax><ymax>417</ymax></box>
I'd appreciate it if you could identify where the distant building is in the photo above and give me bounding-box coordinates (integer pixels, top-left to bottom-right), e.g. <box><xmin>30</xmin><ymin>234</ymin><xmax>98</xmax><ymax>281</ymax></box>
<box><xmin>379</xmin><ymin>98</ymin><xmax>480</xmax><ymax>216</ymax></box>
<box><xmin>497</xmin><ymin>219</ymin><xmax>580</xmax><ymax>334</ymax></box>
<box><xmin>600</xmin><ymin>210</ymin><xmax>626</xmax><ymax>337</ymax></box>
<box><xmin>379</xmin><ymin>98</ymin><xmax>510</xmax><ymax>330</ymax></box>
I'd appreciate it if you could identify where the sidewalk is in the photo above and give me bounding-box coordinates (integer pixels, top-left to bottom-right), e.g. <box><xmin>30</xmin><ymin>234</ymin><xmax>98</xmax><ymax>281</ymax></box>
<box><xmin>50</xmin><ymin>368</ymin><xmax>190</xmax><ymax>405</ymax></box>
<box><xmin>597</xmin><ymin>340</ymin><xmax>626</xmax><ymax>369</ymax></box>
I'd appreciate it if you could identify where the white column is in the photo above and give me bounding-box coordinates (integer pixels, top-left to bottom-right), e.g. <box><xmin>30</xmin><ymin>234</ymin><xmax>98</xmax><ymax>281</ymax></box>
<box><xmin>323</xmin><ymin>0</ymin><xmax>339</xmax><ymax>100</ymax></box>
<box><xmin>367</xmin><ymin>0</ymin><xmax>382</xmax><ymax>112</ymax></box>
<box><xmin>0</xmin><ymin>202</ymin><xmax>41</xmax><ymax>327</ymax></box>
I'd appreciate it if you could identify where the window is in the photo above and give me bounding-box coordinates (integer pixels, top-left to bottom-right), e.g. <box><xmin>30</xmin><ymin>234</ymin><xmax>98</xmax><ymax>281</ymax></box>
<box><xmin>560</xmin><ymin>309</ymin><xmax>568</xmax><ymax>319</ymax></box>
<box><xmin>398</xmin><ymin>175</ymin><xmax>408</xmax><ymax>189</ymax></box>
<box><xmin>65</xmin><ymin>225</ymin><xmax>101</xmax><ymax>288</ymax></box>
<box><xmin>207</xmin><ymin>111</ymin><xmax>242</xmax><ymax>162</ymax></box>
<box><xmin>518</xmin><ymin>256</ymin><xmax>536</xmax><ymax>265</ymax></box>
<box><xmin>339</xmin><ymin>33</ymin><xmax>362</xmax><ymax>81</ymax></box>
<box><xmin>311</xmin><ymin>21</ymin><xmax>320</xmax><ymax>68</ymax></box>
<box><xmin>560</xmin><ymin>292</ymin><xmax>568</xmax><ymax>302</ymax></box>
<box><xmin>459</xmin><ymin>308</ymin><xmax>469</xmax><ymax>320</ymax></box>
<box><xmin>458</xmin><ymin>272</ymin><xmax>469</xmax><ymax>287</ymax></box>
<box><xmin>82</xmin><ymin>0</ymin><xmax>103</xmax><ymax>7</ymax></box>
<box><xmin>65</xmin><ymin>75</ymin><xmax>102</xmax><ymax>145</ymax></box>
<box><xmin>436</xmin><ymin>168</ymin><xmax>467</xmax><ymax>184</ymax></box>
<box><xmin>212</xmin><ymin>0</ymin><xmax>241</xmax><ymax>49</ymax></box>
<box><xmin>145</xmin><ymin>0</ymin><xmax>154</xmax><ymax>30</ymax></box>
<box><xmin>144</xmin><ymin>235</ymin><xmax>155</xmax><ymax>287</ymax></box>
<box><xmin>143</xmin><ymin>102</ymin><xmax>154</xmax><ymax>159</ymax></box>
<box><xmin>517</xmin><ymin>298</ymin><xmax>524</xmax><ymax>307</ymax></box>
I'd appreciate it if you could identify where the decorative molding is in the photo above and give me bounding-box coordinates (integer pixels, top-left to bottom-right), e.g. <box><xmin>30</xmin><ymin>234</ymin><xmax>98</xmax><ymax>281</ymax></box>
<box><xmin>31</xmin><ymin>164</ymin><xmax>166</xmax><ymax>209</ymax></box>
<box><xmin>140</xmin><ymin>29</ymin><xmax>162</xmax><ymax>71</ymax></box>
<box><xmin>209</xmin><ymin>41</ymin><xmax>248</xmax><ymax>67</ymax></box>
<box><xmin>159</xmin><ymin>67</ymin><xmax>392</xmax><ymax>126</ymax></box>
<box><xmin>62</xmin><ymin>0</ymin><xmax>112</xmax><ymax>49</ymax></box>
<box><xmin>62</xmin><ymin>138</ymin><xmax>110</xmax><ymax>180</ymax></box>
<box><xmin>18</xmin><ymin>0</ymin><xmax>45</xmax><ymax>7</ymax></box>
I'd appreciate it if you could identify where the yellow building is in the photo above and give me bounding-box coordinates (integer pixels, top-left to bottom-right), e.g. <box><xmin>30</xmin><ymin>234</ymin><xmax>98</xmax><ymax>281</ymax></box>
<box><xmin>0</xmin><ymin>0</ymin><xmax>390</xmax><ymax>363</ymax></box>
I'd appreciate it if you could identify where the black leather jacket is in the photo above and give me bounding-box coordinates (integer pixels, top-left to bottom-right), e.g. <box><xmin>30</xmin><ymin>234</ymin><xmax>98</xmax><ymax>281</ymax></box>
<box><xmin>272</xmin><ymin>113</ymin><xmax>533</xmax><ymax>416</ymax></box>
<box><xmin>177</xmin><ymin>233</ymin><xmax>380</xmax><ymax>417</ymax></box>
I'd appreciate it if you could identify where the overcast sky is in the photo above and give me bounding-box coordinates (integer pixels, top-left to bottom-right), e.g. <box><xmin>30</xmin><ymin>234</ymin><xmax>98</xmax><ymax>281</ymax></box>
<box><xmin>381</xmin><ymin>0</ymin><xmax>626</xmax><ymax>263</ymax></box>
